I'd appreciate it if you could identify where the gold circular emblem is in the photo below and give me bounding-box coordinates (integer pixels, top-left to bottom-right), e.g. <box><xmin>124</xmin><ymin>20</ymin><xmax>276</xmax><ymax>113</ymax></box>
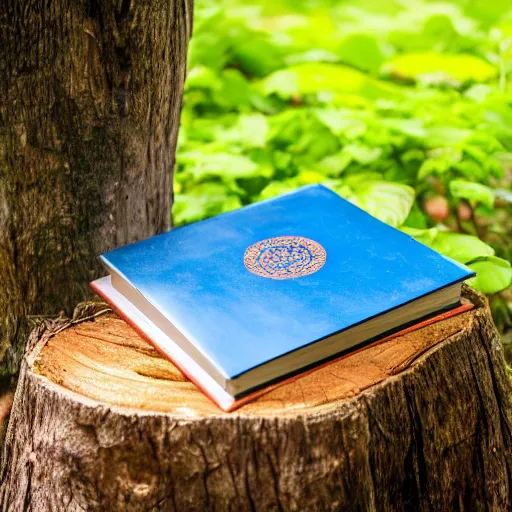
<box><xmin>244</xmin><ymin>236</ymin><xmax>326</xmax><ymax>280</ymax></box>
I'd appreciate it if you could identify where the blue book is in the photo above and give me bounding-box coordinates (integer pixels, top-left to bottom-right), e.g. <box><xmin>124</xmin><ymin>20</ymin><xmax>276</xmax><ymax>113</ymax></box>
<box><xmin>91</xmin><ymin>185</ymin><xmax>474</xmax><ymax>411</ymax></box>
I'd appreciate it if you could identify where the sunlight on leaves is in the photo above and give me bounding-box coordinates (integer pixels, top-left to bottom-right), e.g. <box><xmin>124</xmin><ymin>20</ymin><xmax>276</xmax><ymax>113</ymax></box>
<box><xmin>179</xmin><ymin>0</ymin><xmax>512</xmax><ymax>300</ymax></box>
<box><xmin>449</xmin><ymin>179</ymin><xmax>495</xmax><ymax>209</ymax></box>
<box><xmin>174</xmin><ymin>183</ymin><xmax>243</xmax><ymax>226</ymax></box>
<box><xmin>344</xmin><ymin>180</ymin><xmax>415</xmax><ymax>227</ymax></box>
<box><xmin>385</xmin><ymin>52</ymin><xmax>497</xmax><ymax>84</ymax></box>
<box><xmin>181</xmin><ymin>152</ymin><xmax>261</xmax><ymax>181</ymax></box>
<box><xmin>337</xmin><ymin>34</ymin><xmax>386</xmax><ymax>73</ymax></box>
<box><xmin>400</xmin><ymin>226</ymin><xmax>439</xmax><ymax>245</ymax></box>
<box><xmin>467</xmin><ymin>257</ymin><xmax>512</xmax><ymax>294</ymax></box>
<box><xmin>430</xmin><ymin>232</ymin><xmax>495</xmax><ymax>263</ymax></box>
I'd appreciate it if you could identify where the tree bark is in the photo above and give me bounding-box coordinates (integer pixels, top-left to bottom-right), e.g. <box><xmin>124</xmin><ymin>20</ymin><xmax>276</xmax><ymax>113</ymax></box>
<box><xmin>0</xmin><ymin>0</ymin><xmax>193</xmax><ymax>375</ymax></box>
<box><xmin>1</xmin><ymin>287</ymin><xmax>511</xmax><ymax>511</ymax></box>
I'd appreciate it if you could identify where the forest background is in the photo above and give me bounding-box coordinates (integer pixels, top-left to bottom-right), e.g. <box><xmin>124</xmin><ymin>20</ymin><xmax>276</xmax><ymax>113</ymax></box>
<box><xmin>175</xmin><ymin>0</ymin><xmax>512</xmax><ymax>356</ymax></box>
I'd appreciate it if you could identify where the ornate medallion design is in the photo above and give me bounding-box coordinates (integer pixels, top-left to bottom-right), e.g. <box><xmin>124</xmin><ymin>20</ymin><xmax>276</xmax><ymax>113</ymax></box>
<box><xmin>244</xmin><ymin>236</ymin><xmax>326</xmax><ymax>280</ymax></box>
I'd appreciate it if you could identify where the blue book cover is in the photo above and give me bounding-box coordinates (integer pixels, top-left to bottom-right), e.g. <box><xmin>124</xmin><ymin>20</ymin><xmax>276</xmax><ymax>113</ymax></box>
<box><xmin>100</xmin><ymin>185</ymin><xmax>473</xmax><ymax>381</ymax></box>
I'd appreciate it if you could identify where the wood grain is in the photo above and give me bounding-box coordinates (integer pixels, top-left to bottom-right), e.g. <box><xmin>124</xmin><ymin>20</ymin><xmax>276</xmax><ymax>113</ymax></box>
<box><xmin>36</xmin><ymin>307</ymin><xmax>475</xmax><ymax>417</ymax></box>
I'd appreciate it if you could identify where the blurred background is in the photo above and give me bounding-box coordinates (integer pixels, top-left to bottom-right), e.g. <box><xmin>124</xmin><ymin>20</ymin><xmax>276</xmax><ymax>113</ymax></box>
<box><xmin>174</xmin><ymin>0</ymin><xmax>512</xmax><ymax>353</ymax></box>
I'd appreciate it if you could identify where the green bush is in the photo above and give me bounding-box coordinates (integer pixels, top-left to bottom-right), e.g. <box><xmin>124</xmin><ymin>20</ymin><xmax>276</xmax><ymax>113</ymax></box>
<box><xmin>175</xmin><ymin>0</ymin><xmax>512</xmax><ymax>337</ymax></box>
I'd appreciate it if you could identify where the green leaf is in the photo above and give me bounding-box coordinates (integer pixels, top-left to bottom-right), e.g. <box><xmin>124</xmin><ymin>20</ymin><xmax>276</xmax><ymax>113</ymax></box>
<box><xmin>278</xmin><ymin>13</ymin><xmax>339</xmax><ymax>53</ymax></box>
<box><xmin>427</xmin><ymin>127</ymin><xmax>473</xmax><ymax>147</ymax></box>
<box><xmin>232</xmin><ymin>38</ymin><xmax>284</xmax><ymax>77</ymax></box>
<box><xmin>293</xmin><ymin>169</ymin><xmax>327</xmax><ymax>185</ymax></box>
<box><xmin>220</xmin><ymin>114</ymin><xmax>269</xmax><ymax>148</ymax></box>
<box><xmin>465</xmin><ymin>0</ymin><xmax>512</xmax><ymax>26</ymax></box>
<box><xmin>285</xmin><ymin>49</ymin><xmax>339</xmax><ymax>66</ymax></box>
<box><xmin>326</xmin><ymin>181</ymin><xmax>357</xmax><ymax>203</ymax></box>
<box><xmin>263</xmin><ymin>64</ymin><xmax>362</xmax><ymax>97</ymax></box>
<box><xmin>316</xmin><ymin>152</ymin><xmax>352</xmax><ymax>177</ymax></box>
<box><xmin>401</xmin><ymin>149</ymin><xmax>425</xmax><ymax>166</ymax></box>
<box><xmin>213</xmin><ymin>70</ymin><xmax>252</xmax><ymax>110</ymax></box>
<box><xmin>344</xmin><ymin>173</ymin><xmax>383</xmax><ymax>186</ymax></box>
<box><xmin>272</xmin><ymin>151</ymin><xmax>293</xmax><ymax>171</ymax></box>
<box><xmin>286</xmin><ymin>119</ymin><xmax>340</xmax><ymax>164</ymax></box>
<box><xmin>261</xmin><ymin>69</ymin><xmax>300</xmax><ymax>98</ymax></box>
<box><xmin>382</xmin><ymin>118</ymin><xmax>427</xmax><ymax>138</ymax></box>
<box><xmin>183</xmin><ymin>152</ymin><xmax>260</xmax><ymax>181</ymax></box>
<box><xmin>422</xmin><ymin>14</ymin><xmax>457</xmax><ymax>43</ymax></box>
<box><xmin>261</xmin><ymin>63</ymin><xmax>399</xmax><ymax>100</ymax></box>
<box><xmin>464</xmin><ymin>85</ymin><xmax>494</xmax><ymax>103</ymax></box>
<box><xmin>337</xmin><ymin>34</ymin><xmax>386</xmax><ymax>74</ymax></box>
<box><xmin>342</xmin><ymin>143</ymin><xmax>382</xmax><ymax>165</ymax></box>
<box><xmin>267</xmin><ymin>109</ymin><xmax>307</xmax><ymax>145</ymax></box>
<box><xmin>449</xmin><ymin>179</ymin><xmax>495</xmax><ymax>209</ymax></box>
<box><xmin>313</xmin><ymin>110</ymin><xmax>366</xmax><ymax>138</ymax></box>
<box><xmin>388</xmin><ymin>10</ymin><xmax>471</xmax><ymax>53</ymax></box>
<box><xmin>453</xmin><ymin>160</ymin><xmax>486</xmax><ymax>181</ymax></box>
<box><xmin>418</xmin><ymin>148</ymin><xmax>462</xmax><ymax>179</ymax></box>
<box><xmin>258</xmin><ymin>181</ymin><xmax>298</xmax><ymax>201</ymax></box>
<box><xmin>187</xmin><ymin>14</ymin><xmax>230</xmax><ymax>72</ymax></box>
<box><xmin>403</xmin><ymin>202</ymin><xmax>429</xmax><ymax>229</ymax></box>
<box><xmin>173</xmin><ymin>183</ymin><xmax>242</xmax><ymax>226</ymax></box>
<box><xmin>467</xmin><ymin>257</ymin><xmax>512</xmax><ymax>295</ymax></box>
<box><xmin>185</xmin><ymin>66</ymin><xmax>222</xmax><ymax>91</ymax></box>
<box><xmin>430</xmin><ymin>232</ymin><xmax>494</xmax><ymax>263</ymax></box>
<box><xmin>400</xmin><ymin>227</ymin><xmax>439</xmax><ymax>246</ymax></box>
<box><xmin>494</xmin><ymin>188</ymin><xmax>512</xmax><ymax>203</ymax></box>
<box><xmin>345</xmin><ymin>180</ymin><xmax>415</xmax><ymax>227</ymax></box>
<box><xmin>385</xmin><ymin>52</ymin><xmax>497</xmax><ymax>84</ymax></box>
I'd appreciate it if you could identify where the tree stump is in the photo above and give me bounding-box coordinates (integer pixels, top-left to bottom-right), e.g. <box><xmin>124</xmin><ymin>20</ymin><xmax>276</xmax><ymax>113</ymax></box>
<box><xmin>1</xmin><ymin>287</ymin><xmax>512</xmax><ymax>511</ymax></box>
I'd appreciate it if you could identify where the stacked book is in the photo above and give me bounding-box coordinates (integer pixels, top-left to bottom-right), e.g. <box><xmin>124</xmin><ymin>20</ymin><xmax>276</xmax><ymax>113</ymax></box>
<box><xmin>92</xmin><ymin>185</ymin><xmax>473</xmax><ymax>411</ymax></box>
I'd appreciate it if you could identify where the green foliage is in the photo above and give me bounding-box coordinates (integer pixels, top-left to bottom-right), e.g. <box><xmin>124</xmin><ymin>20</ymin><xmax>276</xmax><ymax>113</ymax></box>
<box><xmin>176</xmin><ymin>0</ymin><xmax>512</xmax><ymax>310</ymax></box>
<box><xmin>333</xmin><ymin>178</ymin><xmax>415</xmax><ymax>228</ymax></box>
<box><xmin>449</xmin><ymin>180</ymin><xmax>495</xmax><ymax>209</ymax></box>
<box><xmin>338</xmin><ymin>34</ymin><xmax>386</xmax><ymax>74</ymax></box>
<box><xmin>430</xmin><ymin>232</ymin><xmax>495</xmax><ymax>264</ymax></box>
<box><xmin>385</xmin><ymin>53</ymin><xmax>497</xmax><ymax>85</ymax></box>
<box><xmin>467</xmin><ymin>257</ymin><xmax>512</xmax><ymax>295</ymax></box>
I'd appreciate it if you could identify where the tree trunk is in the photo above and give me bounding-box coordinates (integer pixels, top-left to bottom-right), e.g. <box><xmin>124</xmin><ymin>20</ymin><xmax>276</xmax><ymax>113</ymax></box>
<box><xmin>1</xmin><ymin>287</ymin><xmax>511</xmax><ymax>511</ymax></box>
<box><xmin>0</xmin><ymin>0</ymin><xmax>193</xmax><ymax>375</ymax></box>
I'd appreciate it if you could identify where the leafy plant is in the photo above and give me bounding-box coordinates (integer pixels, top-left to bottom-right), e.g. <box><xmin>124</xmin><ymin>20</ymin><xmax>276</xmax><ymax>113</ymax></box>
<box><xmin>175</xmin><ymin>0</ymin><xmax>512</xmax><ymax>341</ymax></box>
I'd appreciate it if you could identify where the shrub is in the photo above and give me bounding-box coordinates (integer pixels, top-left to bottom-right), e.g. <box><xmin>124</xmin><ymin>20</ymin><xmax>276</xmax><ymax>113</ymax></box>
<box><xmin>175</xmin><ymin>0</ymin><xmax>512</xmax><ymax>340</ymax></box>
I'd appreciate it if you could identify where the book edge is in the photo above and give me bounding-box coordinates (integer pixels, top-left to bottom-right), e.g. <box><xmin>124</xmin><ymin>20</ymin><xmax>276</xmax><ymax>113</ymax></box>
<box><xmin>90</xmin><ymin>277</ymin><xmax>474</xmax><ymax>413</ymax></box>
<box><xmin>90</xmin><ymin>277</ymin><xmax>235</xmax><ymax>412</ymax></box>
<box><xmin>229</xmin><ymin>275</ymin><xmax>473</xmax><ymax>379</ymax></box>
<box><xmin>97</xmin><ymin>184</ymin><xmax>476</xmax><ymax>381</ymax></box>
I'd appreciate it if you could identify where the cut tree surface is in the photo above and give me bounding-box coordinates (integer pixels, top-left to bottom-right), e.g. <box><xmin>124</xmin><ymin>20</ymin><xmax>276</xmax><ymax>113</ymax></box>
<box><xmin>32</xmin><ymin>303</ymin><xmax>475</xmax><ymax>416</ymax></box>
<box><xmin>1</xmin><ymin>287</ymin><xmax>512</xmax><ymax>511</ymax></box>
